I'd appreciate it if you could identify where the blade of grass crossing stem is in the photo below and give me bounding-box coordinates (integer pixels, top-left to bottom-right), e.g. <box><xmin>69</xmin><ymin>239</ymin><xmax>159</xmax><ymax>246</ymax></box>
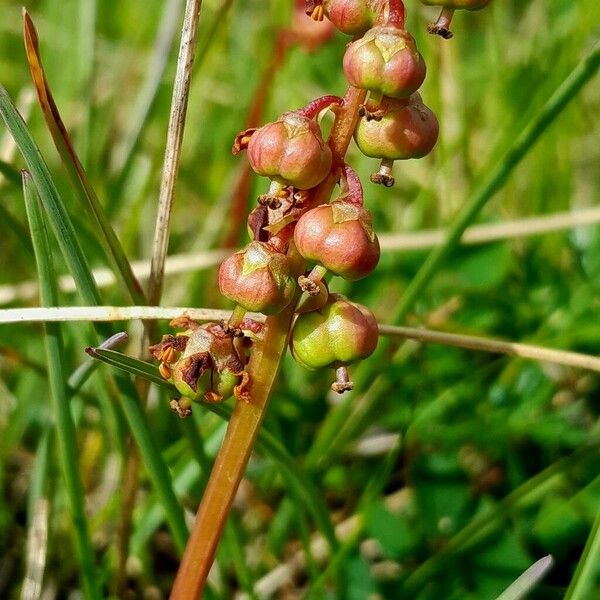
<box><xmin>22</xmin><ymin>171</ymin><xmax>102</xmax><ymax>600</ymax></box>
<box><xmin>308</xmin><ymin>41</ymin><xmax>600</xmax><ymax>466</ymax></box>
<box><xmin>0</xmin><ymin>90</ymin><xmax>188</xmax><ymax>555</ymax></box>
<box><xmin>85</xmin><ymin>346</ymin><xmax>175</xmax><ymax>391</ymax></box>
<box><xmin>564</xmin><ymin>508</ymin><xmax>600</xmax><ymax>600</ymax></box>
<box><xmin>22</xmin><ymin>10</ymin><xmax>146</xmax><ymax>305</ymax></box>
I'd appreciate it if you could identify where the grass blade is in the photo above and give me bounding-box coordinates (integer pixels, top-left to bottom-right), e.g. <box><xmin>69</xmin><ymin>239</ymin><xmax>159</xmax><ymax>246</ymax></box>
<box><xmin>0</xmin><ymin>87</ymin><xmax>188</xmax><ymax>556</ymax></box>
<box><xmin>496</xmin><ymin>555</ymin><xmax>554</xmax><ymax>600</ymax></box>
<box><xmin>564</xmin><ymin>509</ymin><xmax>600</xmax><ymax>600</ymax></box>
<box><xmin>85</xmin><ymin>345</ymin><xmax>176</xmax><ymax>391</ymax></box>
<box><xmin>22</xmin><ymin>171</ymin><xmax>101</xmax><ymax>599</ymax></box>
<box><xmin>0</xmin><ymin>85</ymin><xmax>101</xmax><ymax>306</ymax></box>
<box><xmin>22</xmin><ymin>10</ymin><xmax>146</xmax><ymax>305</ymax></box>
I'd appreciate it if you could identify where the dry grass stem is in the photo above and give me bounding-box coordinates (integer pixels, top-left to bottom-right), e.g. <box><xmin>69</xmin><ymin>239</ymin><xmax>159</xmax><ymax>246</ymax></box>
<box><xmin>0</xmin><ymin>249</ymin><xmax>229</xmax><ymax>305</ymax></box>
<box><xmin>379</xmin><ymin>324</ymin><xmax>600</xmax><ymax>373</ymax></box>
<box><xmin>20</xmin><ymin>498</ymin><xmax>49</xmax><ymax>600</ymax></box>
<box><xmin>3</xmin><ymin>207</ymin><xmax>599</xmax><ymax>306</ymax></box>
<box><xmin>3</xmin><ymin>306</ymin><xmax>600</xmax><ymax>374</ymax></box>
<box><xmin>147</xmin><ymin>0</ymin><xmax>203</xmax><ymax>305</ymax></box>
<box><xmin>377</xmin><ymin>206</ymin><xmax>600</xmax><ymax>250</ymax></box>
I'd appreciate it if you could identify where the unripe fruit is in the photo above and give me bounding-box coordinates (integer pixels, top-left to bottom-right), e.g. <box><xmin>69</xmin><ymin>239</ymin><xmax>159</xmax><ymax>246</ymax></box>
<box><xmin>169</xmin><ymin>324</ymin><xmax>244</xmax><ymax>402</ymax></box>
<box><xmin>294</xmin><ymin>201</ymin><xmax>380</xmax><ymax>280</ymax></box>
<box><xmin>323</xmin><ymin>0</ymin><xmax>378</xmax><ymax>36</ymax></box>
<box><xmin>422</xmin><ymin>0</ymin><xmax>490</xmax><ymax>9</ymax></box>
<box><xmin>290</xmin><ymin>294</ymin><xmax>378</xmax><ymax>370</ymax></box>
<box><xmin>343</xmin><ymin>26</ymin><xmax>426</xmax><ymax>99</ymax></box>
<box><xmin>354</xmin><ymin>94</ymin><xmax>439</xmax><ymax>160</ymax></box>
<box><xmin>247</xmin><ymin>112</ymin><xmax>332</xmax><ymax>190</ymax></box>
<box><xmin>218</xmin><ymin>242</ymin><xmax>297</xmax><ymax>315</ymax></box>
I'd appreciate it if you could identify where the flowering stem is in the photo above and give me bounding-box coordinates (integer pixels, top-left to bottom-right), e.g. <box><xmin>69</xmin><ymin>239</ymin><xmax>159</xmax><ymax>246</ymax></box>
<box><xmin>296</xmin><ymin>94</ymin><xmax>343</xmax><ymax>119</ymax></box>
<box><xmin>170</xmin><ymin>85</ymin><xmax>366</xmax><ymax>599</ymax></box>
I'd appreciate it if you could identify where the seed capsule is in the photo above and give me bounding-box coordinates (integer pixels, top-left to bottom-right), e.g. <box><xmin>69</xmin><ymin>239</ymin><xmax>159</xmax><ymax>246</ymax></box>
<box><xmin>343</xmin><ymin>25</ymin><xmax>426</xmax><ymax>99</ymax></box>
<box><xmin>245</xmin><ymin>112</ymin><xmax>332</xmax><ymax>190</ymax></box>
<box><xmin>354</xmin><ymin>94</ymin><xmax>439</xmax><ymax>186</ymax></box>
<box><xmin>290</xmin><ymin>294</ymin><xmax>378</xmax><ymax>371</ymax></box>
<box><xmin>294</xmin><ymin>201</ymin><xmax>380</xmax><ymax>280</ymax></box>
<box><xmin>322</xmin><ymin>0</ymin><xmax>378</xmax><ymax>36</ymax></box>
<box><xmin>218</xmin><ymin>242</ymin><xmax>297</xmax><ymax>315</ymax></box>
<box><xmin>155</xmin><ymin>323</ymin><xmax>245</xmax><ymax>404</ymax></box>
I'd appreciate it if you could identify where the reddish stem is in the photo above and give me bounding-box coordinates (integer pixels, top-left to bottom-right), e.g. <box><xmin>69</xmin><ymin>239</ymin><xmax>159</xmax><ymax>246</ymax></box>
<box><xmin>295</xmin><ymin>94</ymin><xmax>344</xmax><ymax>119</ymax></box>
<box><xmin>376</xmin><ymin>0</ymin><xmax>406</xmax><ymax>28</ymax></box>
<box><xmin>170</xmin><ymin>85</ymin><xmax>366</xmax><ymax>600</ymax></box>
<box><xmin>340</xmin><ymin>164</ymin><xmax>364</xmax><ymax>206</ymax></box>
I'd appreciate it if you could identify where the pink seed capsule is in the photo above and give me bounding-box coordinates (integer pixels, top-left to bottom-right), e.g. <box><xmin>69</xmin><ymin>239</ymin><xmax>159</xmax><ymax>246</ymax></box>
<box><xmin>246</xmin><ymin>112</ymin><xmax>332</xmax><ymax>190</ymax></box>
<box><xmin>294</xmin><ymin>202</ymin><xmax>380</xmax><ymax>281</ymax></box>
<box><xmin>323</xmin><ymin>0</ymin><xmax>379</xmax><ymax>36</ymax></box>
<box><xmin>218</xmin><ymin>242</ymin><xmax>297</xmax><ymax>315</ymax></box>
<box><xmin>354</xmin><ymin>94</ymin><xmax>439</xmax><ymax>186</ymax></box>
<box><xmin>343</xmin><ymin>25</ymin><xmax>426</xmax><ymax>99</ymax></box>
<box><xmin>355</xmin><ymin>94</ymin><xmax>439</xmax><ymax>160</ymax></box>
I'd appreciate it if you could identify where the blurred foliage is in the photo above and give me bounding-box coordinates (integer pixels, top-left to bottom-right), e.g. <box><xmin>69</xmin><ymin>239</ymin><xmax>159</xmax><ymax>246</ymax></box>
<box><xmin>0</xmin><ymin>0</ymin><xmax>599</xmax><ymax>598</ymax></box>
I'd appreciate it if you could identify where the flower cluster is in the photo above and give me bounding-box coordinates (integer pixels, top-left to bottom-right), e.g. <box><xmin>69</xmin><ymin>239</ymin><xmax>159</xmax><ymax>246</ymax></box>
<box><xmin>151</xmin><ymin>0</ymin><xmax>490</xmax><ymax>409</ymax></box>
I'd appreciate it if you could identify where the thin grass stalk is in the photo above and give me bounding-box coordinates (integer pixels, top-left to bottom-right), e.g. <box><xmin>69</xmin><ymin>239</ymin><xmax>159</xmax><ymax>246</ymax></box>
<box><xmin>5</xmin><ymin>206</ymin><xmax>600</xmax><ymax>306</ymax></box>
<box><xmin>9</xmin><ymin>307</ymin><xmax>600</xmax><ymax>375</ymax></box>
<box><xmin>147</xmin><ymin>0</ymin><xmax>203</xmax><ymax>305</ymax></box>
<box><xmin>22</xmin><ymin>171</ymin><xmax>101</xmax><ymax>600</ymax></box>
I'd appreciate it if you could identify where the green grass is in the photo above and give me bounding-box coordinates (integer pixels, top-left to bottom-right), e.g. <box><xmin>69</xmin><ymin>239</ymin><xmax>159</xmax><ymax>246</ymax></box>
<box><xmin>0</xmin><ymin>0</ymin><xmax>599</xmax><ymax>598</ymax></box>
